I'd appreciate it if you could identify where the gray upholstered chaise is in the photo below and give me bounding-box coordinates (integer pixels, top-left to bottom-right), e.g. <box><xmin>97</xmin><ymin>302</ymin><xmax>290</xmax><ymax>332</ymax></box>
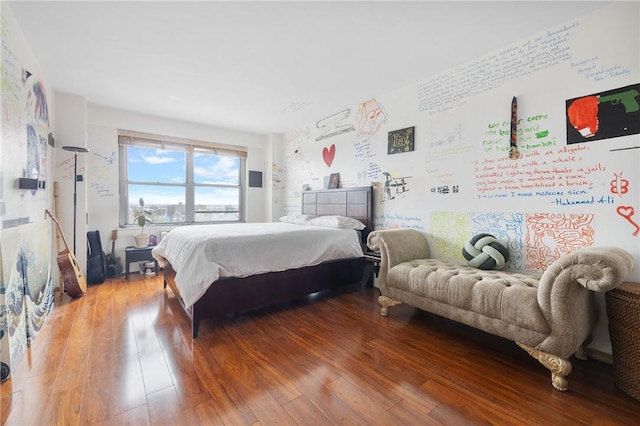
<box><xmin>368</xmin><ymin>229</ymin><xmax>635</xmax><ymax>391</ymax></box>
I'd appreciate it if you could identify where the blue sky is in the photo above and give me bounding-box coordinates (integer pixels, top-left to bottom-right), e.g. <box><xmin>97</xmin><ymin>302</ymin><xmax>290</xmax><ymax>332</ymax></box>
<box><xmin>127</xmin><ymin>146</ymin><xmax>240</xmax><ymax>206</ymax></box>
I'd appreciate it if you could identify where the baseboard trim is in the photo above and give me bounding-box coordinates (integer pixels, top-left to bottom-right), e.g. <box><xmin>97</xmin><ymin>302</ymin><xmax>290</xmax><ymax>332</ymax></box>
<box><xmin>587</xmin><ymin>348</ymin><xmax>613</xmax><ymax>365</ymax></box>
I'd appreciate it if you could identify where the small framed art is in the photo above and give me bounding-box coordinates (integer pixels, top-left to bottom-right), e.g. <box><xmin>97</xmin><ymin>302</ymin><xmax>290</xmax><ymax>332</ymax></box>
<box><xmin>388</xmin><ymin>126</ymin><xmax>415</xmax><ymax>154</ymax></box>
<box><xmin>328</xmin><ymin>173</ymin><xmax>340</xmax><ymax>189</ymax></box>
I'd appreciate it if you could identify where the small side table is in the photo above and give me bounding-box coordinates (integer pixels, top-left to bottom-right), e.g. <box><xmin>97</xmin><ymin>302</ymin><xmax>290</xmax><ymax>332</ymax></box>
<box><xmin>125</xmin><ymin>246</ymin><xmax>159</xmax><ymax>280</ymax></box>
<box><xmin>606</xmin><ymin>281</ymin><xmax>640</xmax><ymax>402</ymax></box>
<box><xmin>360</xmin><ymin>251</ymin><xmax>381</xmax><ymax>294</ymax></box>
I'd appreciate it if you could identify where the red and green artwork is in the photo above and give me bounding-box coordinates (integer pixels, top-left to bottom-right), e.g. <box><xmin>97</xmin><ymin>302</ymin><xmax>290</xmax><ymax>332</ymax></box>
<box><xmin>566</xmin><ymin>83</ymin><xmax>639</xmax><ymax>144</ymax></box>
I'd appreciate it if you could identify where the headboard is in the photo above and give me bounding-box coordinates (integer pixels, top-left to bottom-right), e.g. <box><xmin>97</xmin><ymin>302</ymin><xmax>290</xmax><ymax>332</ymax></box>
<box><xmin>301</xmin><ymin>186</ymin><xmax>373</xmax><ymax>246</ymax></box>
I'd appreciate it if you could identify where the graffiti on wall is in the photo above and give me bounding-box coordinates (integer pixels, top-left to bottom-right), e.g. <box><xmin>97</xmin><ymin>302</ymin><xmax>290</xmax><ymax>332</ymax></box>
<box><xmin>356</xmin><ymin>98</ymin><xmax>387</xmax><ymax>136</ymax></box>
<box><xmin>525</xmin><ymin>213</ymin><xmax>594</xmax><ymax>270</ymax></box>
<box><xmin>315</xmin><ymin>109</ymin><xmax>355</xmax><ymax>141</ymax></box>
<box><xmin>380</xmin><ymin>171</ymin><xmax>411</xmax><ymax>202</ymax></box>
<box><xmin>475</xmin><ymin>113</ymin><xmax>616</xmax><ymax>206</ymax></box>
<box><xmin>417</xmin><ymin>21</ymin><xmax>579</xmax><ymax>116</ymax></box>
<box><xmin>430</xmin><ymin>211</ymin><xmax>595</xmax><ymax>272</ymax></box>
<box><xmin>429</xmin><ymin>212</ymin><xmax>471</xmax><ymax>259</ymax></box>
<box><xmin>24</xmin><ymin>75</ymin><xmax>50</xmax><ymax>194</ymax></box>
<box><xmin>430</xmin><ymin>184</ymin><xmax>460</xmax><ymax>196</ymax></box>
<box><xmin>471</xmin><ymin>212</ymin><xmax>525</xmax><ymax>270</ymax></box>
<box><xmin>280</xmin><ymin>4</ymin><xmax>639</xmax><ymax>277</ymax></box>
<box><xmin>322</xmin><ymin>144</ymin><xmax>335</xmax><ymax>167</ymax></box>
<box><xmin>611</xmin><ymin>170</ymin><xmax>639</xmax><ymax>235</ymax></box>
<box><xmin>374</xmin><ymin>213</ymin><xmax>424</xmax><ymax>231</ymax></box>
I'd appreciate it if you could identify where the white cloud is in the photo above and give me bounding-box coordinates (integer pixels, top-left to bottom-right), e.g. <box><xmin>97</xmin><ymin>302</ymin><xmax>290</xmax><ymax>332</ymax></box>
<box><xmin>145</xmin><ymin>155</ymin><xmax>175</xmax><ymax>165</ymax></box>
<box><xmin>194</xmin><ymin>155</ymin><xmax>238</xmax><ymax>179</ymax></box>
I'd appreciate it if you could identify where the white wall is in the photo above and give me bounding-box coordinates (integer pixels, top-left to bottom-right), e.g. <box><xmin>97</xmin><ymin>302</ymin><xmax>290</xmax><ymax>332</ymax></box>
<box><xmin>1</xmin><ymin>2</ymin><xmax>57</xmax><ymax>267</ymax></box>
<box><xmin>1</xmin><ymin>1</ymin><xmax>58</xmax><ymax>372</ymax></box>
<box><xmin>246</xmin><ymin>145</ymin><xmax>265</xmax><ymax>223</ymax></box>
<box><xmin>266</xmin><ymin>133</ymin><xmax>286</xmax><ymax>222</ymax></box>
<box><xmin>1</xmin><ymin>3</ymin><xmax>56</xmax><ymax>226</ymax></box>
<box><xmin>282</xmin><ymin>2</ymin><xmax>640</xmax><ymax>355</ymax></box>
<box><xmin>54</xmin><ymin>93</ymin><xmax>88</xmax><ymax>269</ymax></box>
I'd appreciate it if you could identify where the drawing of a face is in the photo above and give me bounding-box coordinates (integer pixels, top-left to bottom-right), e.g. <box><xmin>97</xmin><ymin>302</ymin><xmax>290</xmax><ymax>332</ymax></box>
<box><xmin>567</xmin><ymin>96</ymin><xmax>599</xmax><ymax>137</ymax></box>
<box><xmin>26</xmin><ymin>125</ymin><xmax>40</xmax><ymax>178</ymax></box>
<box><xmin>357</xmin><ymin>99</ymin><xmax>387</xmax><ymax>136</ymax></box>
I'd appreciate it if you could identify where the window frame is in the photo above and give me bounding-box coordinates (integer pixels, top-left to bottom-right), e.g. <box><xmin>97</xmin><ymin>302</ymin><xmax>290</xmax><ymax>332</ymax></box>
<box><xmin>118</xmin><ymin>130</ymin><xmax>247</xmax><ymax>227</ymax></box>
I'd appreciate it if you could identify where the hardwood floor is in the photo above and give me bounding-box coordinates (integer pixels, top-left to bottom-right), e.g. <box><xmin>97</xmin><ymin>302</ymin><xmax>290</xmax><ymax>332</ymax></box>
<box><xmin>2</xmin><ymin>273</ymin><xmax>639</xmax><ymax>425</ymax></box>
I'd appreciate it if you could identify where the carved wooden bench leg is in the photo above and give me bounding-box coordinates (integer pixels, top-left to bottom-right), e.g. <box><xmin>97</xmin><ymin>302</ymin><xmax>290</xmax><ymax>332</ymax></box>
<box><xmin>517</xmin><ymin>342</ymin><xmax>572</xmax><ymax>391</ymax></box>
<box><xmin>378</xmin><ymin>295</ymin><xmax>401</xmax><ymax>317</ymax></box>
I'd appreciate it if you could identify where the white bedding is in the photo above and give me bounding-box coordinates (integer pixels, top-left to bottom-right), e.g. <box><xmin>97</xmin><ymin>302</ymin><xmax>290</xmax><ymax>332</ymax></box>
<box><xmin>151</xmin><ymin>222</ymin><xmax>364</xmax><ymax>308</ymax></box>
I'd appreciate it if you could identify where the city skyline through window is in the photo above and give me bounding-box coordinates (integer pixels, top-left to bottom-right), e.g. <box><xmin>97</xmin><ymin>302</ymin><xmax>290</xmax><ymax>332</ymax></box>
<box><xmin>119</xmin><ymin>134</ymin><xmax>245</xmax><ymax>226</ymax></box>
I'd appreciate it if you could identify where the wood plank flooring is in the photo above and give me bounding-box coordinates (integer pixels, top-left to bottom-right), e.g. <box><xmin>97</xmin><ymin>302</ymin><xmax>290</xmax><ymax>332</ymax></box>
<box><xmin>2</xmin><ymin>273</ymin><xmax>639</xmax><ymax>425</ymax></box>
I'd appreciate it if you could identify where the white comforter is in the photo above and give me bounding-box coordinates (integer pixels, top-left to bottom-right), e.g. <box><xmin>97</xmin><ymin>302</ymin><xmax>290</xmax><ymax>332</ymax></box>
<box><xmin>151</xmin><ymin>222</ymin><xmax>364</xmax><ymax>308</ymax></box>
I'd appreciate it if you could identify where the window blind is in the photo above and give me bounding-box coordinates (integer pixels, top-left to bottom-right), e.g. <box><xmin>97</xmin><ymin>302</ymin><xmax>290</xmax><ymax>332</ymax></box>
<box><xmin>118</xmin><ymin>130</ymin><xmax>247</xmax><ymax>158</ymax></box>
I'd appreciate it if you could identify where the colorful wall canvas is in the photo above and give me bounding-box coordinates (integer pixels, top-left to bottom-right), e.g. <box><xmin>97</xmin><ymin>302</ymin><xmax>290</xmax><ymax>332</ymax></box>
<box><xmin>0</xmin><ymin>216</ymin><xmax>54</xmax><ymax>379</ymax></box>
<box><xmin>0</xmin><ymin>226</ymin><xmax>29</xmax><ymax>374</ymax></box>
<box><xmin>566</xmin><ymin>83</ymin><xmax>640</xmax><ymax>144</ymax></box>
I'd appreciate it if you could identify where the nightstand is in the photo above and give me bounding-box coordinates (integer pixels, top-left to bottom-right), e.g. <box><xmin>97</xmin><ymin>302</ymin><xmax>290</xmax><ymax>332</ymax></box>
<box><xmin>360</xmin><ymin>251</ymin><xmax>381</xmax><ymax>294</ymax></box>
<box><xmin>125</xmin><ymin>246</ymin><xmax>159</xmax><ymax>280</ymax></box>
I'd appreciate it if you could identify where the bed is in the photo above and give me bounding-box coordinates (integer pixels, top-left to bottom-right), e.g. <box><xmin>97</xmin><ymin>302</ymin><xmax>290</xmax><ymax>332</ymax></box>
<box><xmin>153</xmin><ymin>186</ymin><xmax>373</xmax><ymax>337</ymax></box>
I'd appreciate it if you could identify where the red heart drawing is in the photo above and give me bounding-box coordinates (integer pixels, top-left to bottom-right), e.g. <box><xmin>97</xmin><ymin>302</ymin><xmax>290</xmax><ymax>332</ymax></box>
<box><xmin>322</xmin><ymin>144</ymin><xmax>336</xmax><ymax>168</ymax></box>
<box><xmin>617</xmin><ymin>206</ymin><xmax>635</xmax><ymax>218</ymax></box>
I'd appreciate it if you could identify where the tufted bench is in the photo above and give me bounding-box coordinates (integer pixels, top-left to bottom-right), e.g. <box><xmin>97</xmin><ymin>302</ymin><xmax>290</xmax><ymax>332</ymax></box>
<box><xmin>368</xmin><ymin>229</ymin><xmax>635</xmax><ymax>391</ymax></box>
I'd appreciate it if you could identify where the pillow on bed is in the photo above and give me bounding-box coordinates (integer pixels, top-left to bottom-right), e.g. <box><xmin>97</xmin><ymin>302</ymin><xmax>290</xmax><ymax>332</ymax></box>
<box><xmin>308</xmin><ymin>215</ymin><xmax>366</xmax><ymax>230</ymax></box>
<box><xmin>279</xmin><ymin>214</ymin><xmax>317</xmax><ymax>225</ymax></box>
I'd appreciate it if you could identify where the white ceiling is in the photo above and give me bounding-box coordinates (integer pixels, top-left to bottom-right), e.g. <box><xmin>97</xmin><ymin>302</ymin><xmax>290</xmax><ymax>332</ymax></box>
<box><xmin>7</xmin><ymin>1</ymin><xmax>612</xmax><ymax>135</ymax></box>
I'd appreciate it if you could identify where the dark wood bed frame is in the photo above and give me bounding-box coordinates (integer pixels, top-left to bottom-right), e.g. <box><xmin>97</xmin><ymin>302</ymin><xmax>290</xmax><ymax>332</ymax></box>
<box><xmin>163</xmin><ymin>186</ymin><xmax>373</xmax><ymax>337</ymax></box>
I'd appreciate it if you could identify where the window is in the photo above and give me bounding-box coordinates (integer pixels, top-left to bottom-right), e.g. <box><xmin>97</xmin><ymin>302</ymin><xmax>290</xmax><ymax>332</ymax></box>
<box><xmin>119</xmin><ymin>131</ymin><xmax>247</xmax><ymax>226</ymax></box>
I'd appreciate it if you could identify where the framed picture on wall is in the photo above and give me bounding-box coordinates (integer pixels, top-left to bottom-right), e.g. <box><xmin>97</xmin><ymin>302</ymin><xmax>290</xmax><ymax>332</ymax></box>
<box><xmin>566</xmin><ymin>83</ymin><xmax>640</xmax><ymax>144</ymax></box>
<box><xmin>388</xmin><ymin>126</ymin><xmax>415</xmax><ymax>154</ymax></box>
<box><xmin>328</xmin><ymin>173</ymin><xmax>340</xmax><ymax>189</ymax></box>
